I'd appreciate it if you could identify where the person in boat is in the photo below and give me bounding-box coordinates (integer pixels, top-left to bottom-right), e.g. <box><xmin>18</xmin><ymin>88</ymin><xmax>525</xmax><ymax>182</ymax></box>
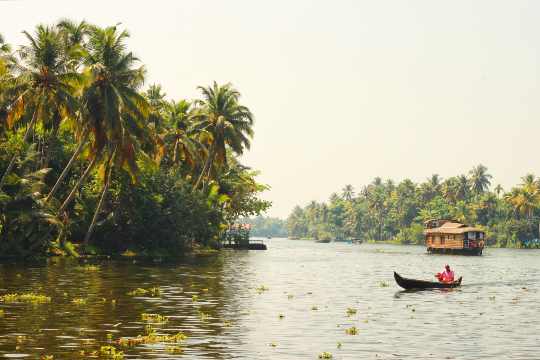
<box><xmin>435</xmin><ymin>264</ymin><xmax>455</xmax><ymax>283</ymax></box>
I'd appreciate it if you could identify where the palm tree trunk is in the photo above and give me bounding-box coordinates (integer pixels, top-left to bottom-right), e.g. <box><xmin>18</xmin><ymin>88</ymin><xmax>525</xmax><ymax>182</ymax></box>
<box><xmin>58</xmin><ymin>156</ymin><xmax>96</xmax><ymax>214</ymax></box>
<box><xmin>193</xmin><ymin>145</ymin><xmax>216</xmax><ymax>191</ymax></box>
<box><xmin>83</xmin><ymin>149</ymin><xmax>115</xmax><ymax>246</ymax></box>
<box><xmin>45</xmin><ymin>128</ymin><xmax>89</xmax><ymax>203</ymax></box>
<box><xmin>0</xmin><ymin>108</ymin><xmax>40</xmax><ymax>189</ymax></box>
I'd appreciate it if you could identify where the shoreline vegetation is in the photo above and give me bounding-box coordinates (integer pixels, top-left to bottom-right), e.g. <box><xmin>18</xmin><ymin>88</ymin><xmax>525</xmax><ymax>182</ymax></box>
<box><xmin>286</xmin><ymin>166</ymin><xmax>540</xmax><ymax>249</ymax></box>
<box><xmin>0</xmin><ymin>20</ymin><xmax>270</xmax><ymax>260</ymax></box>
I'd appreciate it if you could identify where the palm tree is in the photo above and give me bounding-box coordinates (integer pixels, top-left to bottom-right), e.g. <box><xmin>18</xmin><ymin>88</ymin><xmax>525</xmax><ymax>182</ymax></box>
<box><xmin>192</xmin><ymin>82</ymin><xmax>254</xmax><ymax>190</ymax></box>
<box><xmin>0</xmin><ymin>25</ymin><xmax>79</xmax><ymax>189</ymax></box>
<box><xmin>469</xmin><ymin>164</ymin><xmax>492</xmax><ymax>195</ymax></box>
<box><xmin>341</xmin><ymin>184</ymin><xmax>355</xmax><ymax>201</ymax></box>
<box><xmin>494</xmin><ymin>184</ymin><xmax>503</xmax><ymax>198</ymax></box>
<box><xmin>162</xmin><ymin>100</ymin><xmax>201</xmax><ymax>170</ymax></box>
<box><xmin>61</xmin><ymin>25</ymin><xmax>150</xmax><ymax>244</ymax></box>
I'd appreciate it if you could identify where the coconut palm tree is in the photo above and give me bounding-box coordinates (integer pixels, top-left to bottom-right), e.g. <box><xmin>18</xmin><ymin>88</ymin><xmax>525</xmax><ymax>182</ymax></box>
<box><xmin>162</xmin><ymin>100</ymin><xmax>201</xmax><ymax>170</ymax></box>
<box><xmin>469</xmin><ymin>164</ymin><xmax>492</xmax><ymax>195</ymax></box>
<box><xmin>77</xmin><ymin>24</ymin><xmax>150</xmax><ymax>244</ymax></box>
<box><xmin>192</xmin><ymin>82</ymin><xmax>254</xmax><ymax>190</ymax></box>
<box><xmin>0</xmin><ymin>25</ymin><xmax>79</xmax><ymax>189</ymax></box>
<box><xmin>494</xmin><ymin>184</ymin><xmax>503</xmax><ymax>198</ymax></box>
<box><xmin>341</xmin><ymin>184</ymin><xmax>355</xmax><ymax>201</ymax></box>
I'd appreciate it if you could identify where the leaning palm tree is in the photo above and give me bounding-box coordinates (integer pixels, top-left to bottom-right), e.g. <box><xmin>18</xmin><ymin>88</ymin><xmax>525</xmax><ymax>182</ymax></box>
<box><xmin>192</xmin><ymin>82</ymin><xmax>254</xmax><ymax>190</ymax></box>
<box><xmin>76</xmin><ymin>25</ymin><xmax>150</xmax><ymax>245</ymax></box>
<box><xmin>0</xmin><ymin>25</ymin><xmax>79</xmax><ymax>189</ymax></box>
<box><xmin>469</xmin><ymin>164</ymin><xmax>492</xmax><ymax>195</ymax></box>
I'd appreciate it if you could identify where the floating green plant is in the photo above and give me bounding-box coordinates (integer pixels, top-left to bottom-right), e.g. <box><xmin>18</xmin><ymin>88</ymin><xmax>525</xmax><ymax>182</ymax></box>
<box><xmin>192</xmin><ymin>294</ymin><xmax>199</xmax><ymax>302</ymax></box>
<box><xmin>166</xmin><ymin>346</ymin><xmax>183</xmax><ymax>354</ymax></box>
<box><xmin>199</xmin><ymin>311</ymin><xmax>210</xmax><ymax>321</ymax></box>
<box><xmin>319</xmin><ymin>352</ymin><xmax>333</xmax><ymax>359</ymax></box>
<box><xmin>379</xmin><ymin>281</ymin><xmax>389</xmax><ymax>288</ymax></box>
<box><xmin>79</xmin><ymin>265</ymin><xmax>100</xmax><ymax>272</ymax></box>
<box><xmin>256</xmin><ymin>285</ymin><xmax>269</xmax><ymax>294</ymax></box>
<box><xmin>345</xmin><ymin>326</ymin><xmax>359</xmax><ymax>335</ymax></box>
<box><xmin>116</xmin><ymin>330</ymin><xmax>187</xmax><ymax>347</ymax></box>
<box><xmin>127</xmin><ymin>287</ymin><xmax>161</xmax><ymax>297</ymax></box>
<box><xmin>223</xmin><ymin>320</ymin><xmax>232</xmax><ymax>327</ymax></box>
<box><xmin>100</xmin><ymin>345</ymin><xmax>124</xmax><ymax>359</ymax></box>
<box><xmin>311</xmin><ymin>306</ymin><xmax>318</xmax><ymax>311</ymax></box>
<box><xmin>287</xmin><ymin>294</ymin><xmax>294</xmax><ymax>300</ymax></box>
<box><xmin>337</xmin><ymin>342</ymin><xmax>342</xmax><ymax>349</ymax></box>
<box><xmin>72</xmin><ymin>298</ymin><xmax>87</xmax><ymax>305</ymax></box>
<box><xmin>141</xmin><ymin>313</ymin><xmax>169</xmax><ymax>324</ymax></box>
<box><xmin>40</xmin><ymin>356</ymin><xmax>54</xmax><ymax>360</ymax></box>
<box><xmin>0</xmin><ymin>309</ymin><xmax>4</xmax><ymax>317</ymax></box>
<box><xmin>278</xmin><ymin>313</ymin><xmax>285</xmax><ymax>319</ymax></box>
<box><xmin>269</xmin><ymin>342</ymin><xmax>277</xmax><ymax>347</ymax></box>
<box><xmin>0</xmin><ymin>293</ymin><xmax>51</xmax><ymax>304</ymax></box>
<box><xmin>346</xmin><ymin>308</ymin><xmax>357</xmax><ymax>316</ymax></box>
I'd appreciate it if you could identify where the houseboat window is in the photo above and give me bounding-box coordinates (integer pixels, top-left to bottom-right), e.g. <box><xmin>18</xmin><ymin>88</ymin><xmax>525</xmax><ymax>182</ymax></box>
<box><xmin>469</xmin><ymin>232</ymin><xmax>476</xmax><ymax>240</ymax></box>
<box><xmin>479</xmin><ymin>232</ymin><xmax>484</xmax><ymax>239</ymax></box>
<box><xmin>441</xmin><ymin>237</ymin><xmax>445</xmax><ymax>245</ymax></box>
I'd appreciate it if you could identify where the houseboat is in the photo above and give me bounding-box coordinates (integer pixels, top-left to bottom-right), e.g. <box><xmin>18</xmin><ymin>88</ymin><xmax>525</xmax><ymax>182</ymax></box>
<box><xmin>424</xmin><ymin>219</ymin><xmax>485</xmax><ymax>255</ymax></box>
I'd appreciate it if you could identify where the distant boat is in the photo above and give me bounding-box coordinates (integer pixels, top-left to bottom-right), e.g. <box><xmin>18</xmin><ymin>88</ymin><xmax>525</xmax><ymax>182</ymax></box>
<box><xmin>394</xmin><ymin>272</ymin><xmax>462</xmax><ymax>290</ymax></box>
<box><xmin>315</xmin><ymin>239</ymin><xmax>331</xmax><ymax>243</ymax></box>
<box><xmin>424</xmin><ymin>219</ymin><xmax>485</xmax><ymax>255</ymax></box>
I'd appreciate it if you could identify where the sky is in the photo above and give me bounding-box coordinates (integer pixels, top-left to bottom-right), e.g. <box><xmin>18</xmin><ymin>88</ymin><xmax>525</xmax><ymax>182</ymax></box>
<box><xmin>1</xmin><ymin>0</ymin><xmax>540</xmax><ymax>218</ymax></box>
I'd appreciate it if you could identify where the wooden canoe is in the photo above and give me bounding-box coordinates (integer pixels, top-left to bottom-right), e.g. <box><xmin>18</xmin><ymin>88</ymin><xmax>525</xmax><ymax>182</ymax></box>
<box><xmin>394</xmin><ymin>272</ymin><xmax>462</xmax><ymax>290</ymax></box>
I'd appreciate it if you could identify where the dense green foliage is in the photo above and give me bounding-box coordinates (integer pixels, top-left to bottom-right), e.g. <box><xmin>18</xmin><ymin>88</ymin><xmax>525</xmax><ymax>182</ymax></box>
<box><xmin>241</xmin><ymin>216</ymin><xmax>287</xmax><ymax>238</ymax></box>
<box><xmin>287</xmin><ymin>166</ymin><xmax>540</xmax><ymax>247</ymax></box>
<box><xmin>0</xmin><ymin>21</ymin><xmax>269</xmax><ymax>258</ymax></box>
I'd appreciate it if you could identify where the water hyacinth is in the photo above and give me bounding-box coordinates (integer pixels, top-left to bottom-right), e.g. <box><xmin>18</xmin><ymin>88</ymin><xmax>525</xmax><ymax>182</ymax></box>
<box><xmin>127</xmin><ymin>287</ymin><xmax>161</xmax><ymax>297</ymax></box>
<box><xmin>345</xmin><ymin>326</ymin><xmax>359</xmax><ymax>335</ymax></box>
<box><xmin>346</xmin><ymin>308</ymin><xmax>357</xmax><ymax>316</ymax></box>
<box><xmin>0</xmin><ymin>293</ymin><xmax>51</xmax><ymax>304</ymax></box>
<box><xmin>319</xmin><ymin>352</ymin><xmax>333</xmax><ymax>359</ymax></box>
<box><xmin>116</xmin><ymin>330</ymin><xmax>187</xmax><ymax>347</ymax></box>
<box><xmin>141</xmin><ymin>313</ymin><xmax>169</xmax><ymax>324</ymax></box>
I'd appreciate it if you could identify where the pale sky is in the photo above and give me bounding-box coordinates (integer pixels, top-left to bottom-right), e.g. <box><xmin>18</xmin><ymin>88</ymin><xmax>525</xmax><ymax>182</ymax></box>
<box><xmin>2</xmin><ymin>1</ymin><xmax>540</xmax><ymax>218</ymax></box>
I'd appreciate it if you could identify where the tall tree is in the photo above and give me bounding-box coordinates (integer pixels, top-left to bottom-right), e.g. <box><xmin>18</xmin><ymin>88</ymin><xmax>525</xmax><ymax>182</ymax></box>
<box><xmin>1</xmin><ymin>25</ymin><xmax>78</xmax><ymax>188</ymax></box>
<box><xmin>192</xmin><ymin>82</ymin><xmax>254</xmax><ymax>190</ymax></box>
<box><xmin>469</xmin><ymin>164</ymin><xmax>492</xmax><ymax>195</ymax></box>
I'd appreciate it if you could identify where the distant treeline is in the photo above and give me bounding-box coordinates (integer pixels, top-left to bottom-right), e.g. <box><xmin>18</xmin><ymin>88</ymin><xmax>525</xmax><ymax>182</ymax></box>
<box><xmin>241</xmin><ymin>216</ymin><xmax>287</xmax><ymax>238</ymax></box>
<box><xmin>286</xmin><ymin>165</ymin><xmax>540</xmax><ymax>248</ymax></box>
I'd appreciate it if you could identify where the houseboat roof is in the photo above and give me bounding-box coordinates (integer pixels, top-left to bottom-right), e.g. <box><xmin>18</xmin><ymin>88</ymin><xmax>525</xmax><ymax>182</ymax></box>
<box><xmin>424</xmin><ymin>222</ymin><xmax>484</xmax><ymax>235</ymax></box>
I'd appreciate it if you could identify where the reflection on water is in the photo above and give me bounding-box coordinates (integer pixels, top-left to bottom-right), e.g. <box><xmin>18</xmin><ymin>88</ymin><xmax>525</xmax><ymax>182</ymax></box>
<box><xmin>0</xmin><ymin>239</ymin><xmax>539</xmax><ymax>359</ymax></box>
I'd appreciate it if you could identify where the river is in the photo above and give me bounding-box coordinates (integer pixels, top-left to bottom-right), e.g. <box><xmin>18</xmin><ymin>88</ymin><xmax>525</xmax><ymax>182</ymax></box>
<box><xmin>0</xmin><ymin>238</ymin><xmax>539</xmax><ymax>359</ymax></box>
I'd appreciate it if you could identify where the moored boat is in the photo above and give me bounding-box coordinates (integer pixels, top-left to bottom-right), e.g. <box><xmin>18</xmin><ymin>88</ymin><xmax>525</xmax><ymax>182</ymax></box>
<box><xmin>393</xmin><ymin>272</ymin><xmax>462</xmax><ymax>290</ymax></box>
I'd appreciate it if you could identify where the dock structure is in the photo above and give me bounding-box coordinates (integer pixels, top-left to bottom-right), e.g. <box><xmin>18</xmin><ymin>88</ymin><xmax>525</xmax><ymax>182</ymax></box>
<box><xmin>222</xmin><ymin>224</ymin><xmax>267</xmax><ymax>250</ymax></box>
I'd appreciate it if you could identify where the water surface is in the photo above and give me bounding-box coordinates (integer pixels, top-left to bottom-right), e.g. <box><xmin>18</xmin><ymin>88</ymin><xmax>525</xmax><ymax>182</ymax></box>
<box><xmin>0</xmin><ymin>239</ymin><xmax>539</xmax><ymax>359</ymax></box>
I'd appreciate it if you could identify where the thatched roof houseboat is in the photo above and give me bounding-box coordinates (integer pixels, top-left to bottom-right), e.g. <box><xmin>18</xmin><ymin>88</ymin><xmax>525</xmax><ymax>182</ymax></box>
<box><xmin>424</xmin><ymin>219</ymin><xmax>485</xmax><ymax>255</ymax></box>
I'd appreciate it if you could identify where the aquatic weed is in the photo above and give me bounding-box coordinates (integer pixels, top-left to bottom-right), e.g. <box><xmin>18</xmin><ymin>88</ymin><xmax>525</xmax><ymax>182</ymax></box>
<box><xmin>72</xmin><ymin>298</ymin><xmax>87</xmax><ymax>305</ymax></box>
<box><xmin>141</xmin><ymin>313</ymin><xmax>169</xmax><ymax>324</ymax></box>
<box><xmin>379</xmin><ymin>281</ymin><xmax>389</xmax><ymax>288</ymax></box>
<box><xmin>345</xmin><ymin>326</ymin><xmax>359</xmax><ymax>335</ymax></box>
<box><xmin>346</xmin><ymin>308</ymin><xmax>357</xmax><ymax>316</ymax></box>
<box><xmin>0</xmin><ymin>293</ymin><xmax>51</xmax><ymax>304</ymax></box>
<box><xmin>319</xmin><ymin>352</ymin><xmax>333</xmax><ymax>359</ymax></box>
<box><xmin>100</xmin><ymin>345</ymin><xmax>124</xmax><ymax>359</ymax></box>
<box><xmin>256</xmin><ymin>285</ymin><xmax>269</xmax><ymax>294</ymax></box>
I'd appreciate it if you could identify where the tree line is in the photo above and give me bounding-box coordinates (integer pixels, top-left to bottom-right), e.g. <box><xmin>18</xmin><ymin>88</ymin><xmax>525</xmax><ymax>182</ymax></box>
<box><xmin>0</xmin><ymin>20</ymin><xmax>269</xmax><ymax>258</ymax></box>
<box><xmin>287</xmin><ymin>165</ymin><xmax>540</xmax><ymax>248</ymax></box>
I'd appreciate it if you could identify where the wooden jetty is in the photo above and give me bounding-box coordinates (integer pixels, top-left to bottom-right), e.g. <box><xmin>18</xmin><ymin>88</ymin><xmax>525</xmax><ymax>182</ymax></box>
<box><xmin>222</xmin><ymin>224</ymin><xmax>267</xmax><ymax>250</ymax></box>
